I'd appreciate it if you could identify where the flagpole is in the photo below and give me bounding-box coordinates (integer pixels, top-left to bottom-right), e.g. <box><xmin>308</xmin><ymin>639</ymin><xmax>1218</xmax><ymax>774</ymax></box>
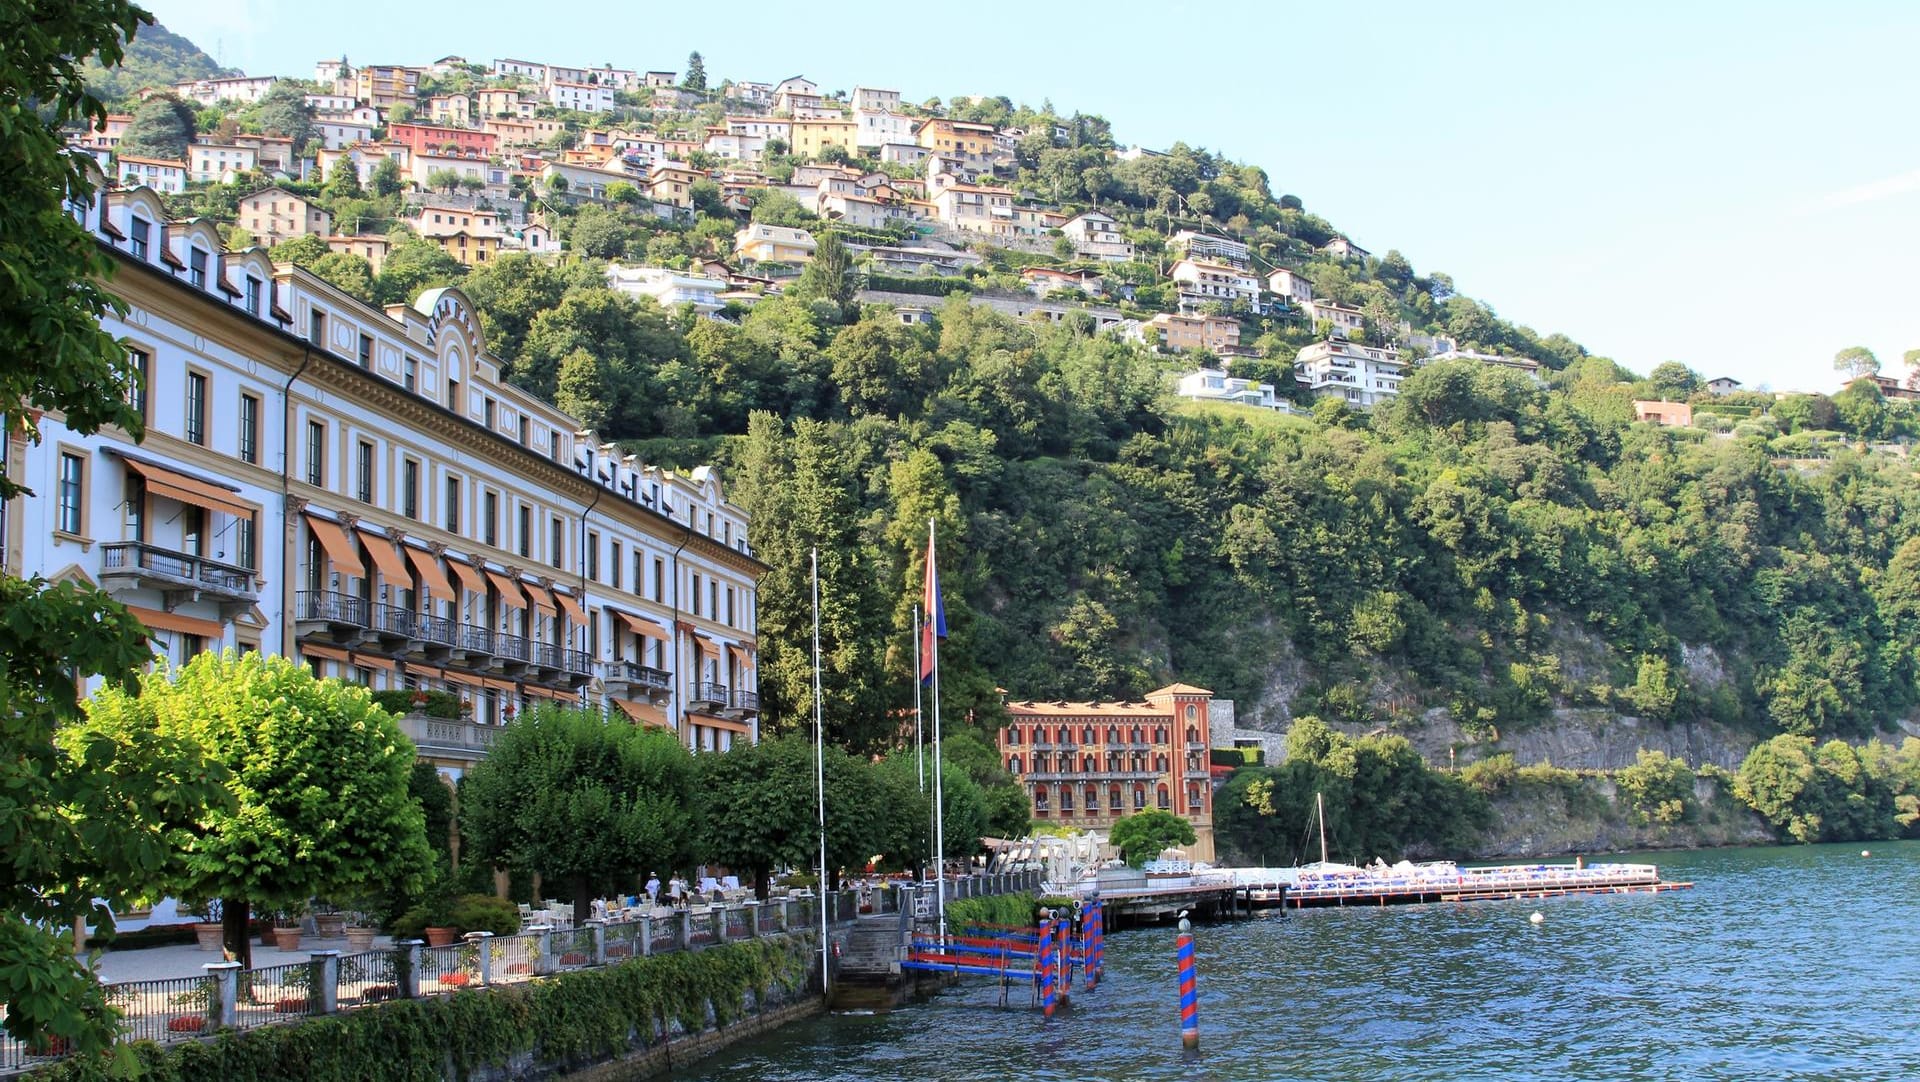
<box><xmin>913</xmin><ymin>605</ymin><xmax>924</xmax><ymax>793</ymax></box>
<box><xmin>929</xmin><ymin>518</ymin><xmax>946</xmax><ymax>940</ymax></box>
<box><xmin>811</xmin><ymin>547</ymin><xmax>830</xmax><ymax>995</ymax></box>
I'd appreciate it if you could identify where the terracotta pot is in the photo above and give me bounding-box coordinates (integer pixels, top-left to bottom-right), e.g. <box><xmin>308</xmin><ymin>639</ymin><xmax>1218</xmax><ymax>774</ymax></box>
<box><xmin>193</xmin><ymin>922</ymin><xmax>224</xmax><ymax>952</ymax></box>
<box><xmin>345</xmin><ymin>927</ymin><xmax>377</xmax><ymax>952</ymax></box>
<box><xmin>424</xmin><ymin>926</ymin><xmax>459</xmax><ymax>947</ymax></box>
<box><xmin>271</xmin><ymin>927</ymin><xmax>303</xmax><ymax>951</ymax></box>
<box><xmin>313</xmin><ymin>912</ymin><xmax>346</xmax><ymax>938</ymax></box>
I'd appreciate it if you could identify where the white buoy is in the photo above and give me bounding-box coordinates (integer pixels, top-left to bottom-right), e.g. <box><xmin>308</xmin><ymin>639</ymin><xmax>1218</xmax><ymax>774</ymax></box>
<box><xmin>1861</xmin><ymin>850</ymin><xmax>1871</xmax><ymax>858</ymax></box>
<box><xmin>1529</xmin><ymin>911</ymin><xmax>1544</xmax><ymax>925</ymax></box>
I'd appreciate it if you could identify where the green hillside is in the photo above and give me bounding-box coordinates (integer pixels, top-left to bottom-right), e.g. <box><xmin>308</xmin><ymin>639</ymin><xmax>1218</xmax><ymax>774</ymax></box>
<box><xmin>82</xmin><ymin>18</ymin><xmax>233</xmax><ymax>105</ymax></box>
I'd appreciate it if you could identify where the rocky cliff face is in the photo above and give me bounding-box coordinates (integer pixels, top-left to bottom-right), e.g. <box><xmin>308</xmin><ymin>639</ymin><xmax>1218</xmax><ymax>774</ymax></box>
<box><xmin>1460</xmin><ymin>775</ymin><xmax>1773</xmax><ymax>860</ymax></box>
<box><xmin>1340</xmin><ymin>708</ymin><xmax>1760</xmax><ymax>773</ymax></box>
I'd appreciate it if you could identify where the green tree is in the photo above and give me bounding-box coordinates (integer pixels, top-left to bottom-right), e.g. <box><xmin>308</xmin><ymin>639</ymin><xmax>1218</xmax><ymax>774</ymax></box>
<box><xmin>462</xmin><ymin>707</ymin><xmax>695</xmax><ymax>923</ymax></box>
<box><xmin>789</xmin><ymin>230</ymin><xmax>855</xmax><ymax>320</ymax></box>
<box><xmin>269</xmin><ymin>233</ymin><xmax>330</xmax><ymax>266</ymax></box>
<box><xmin>323</xmin><ymin>158</ymin><xmax>364</xmax><ymax>200</ymax></box>
<box><xmin>117</xmin><ymin>92</ymin><xmax>195</xmax><ymax>160</ymax></box>
<box><xmin>369</xmin><ymin>155</ymin><xmax>404</xmax><ymax>197</ymax></box>
<box><xmin>1615</xmin><ymin>749</ymin><xmax>1695</xmax><ymax>825</ymax></box>
<box><xmin>0</xmin><ymin>2</ymin><xmax>225</xmax><ymax>1055</ymax></box>
<box><xmin>310</xmin><ymin>250</ymin><xmax>376</xmax><ymax>301</ymax></box>
<box><xmin>684</xmin><ymin>51</ymin><xmax>707</xmax><ymax>91</ymax></box>
<box><xmin>1833</xmin><ymin>345</ymin><xmax>1880</xmax><ymax>380</ymax></box>
<box><xmin>1108</xmin><ymin>808</ymin><xmax>1198</xmax><ymax>866</ymax></box>
<box><xmin>425</xmin><ymin>168</ymin><xmax>463</xmax><ymax>194</ymax></box>
<box><xmin>375</xmin><ymin>234</ymin><xmax>464</xmax><ymax>305</ymax></box>
<box><xmin>244</xmin><ymin>81</ymin><xmax>314</xmax><ymax>153</ymax></box>
<box><xmin>89</xmin><ymin>651</ymin><xmax>433</xmax><ymax>968</ymax></box>
<box><xmin>1647</xmin><ymin>361</ymin><xmax>1700</xmax><ymax>399</ymax></box>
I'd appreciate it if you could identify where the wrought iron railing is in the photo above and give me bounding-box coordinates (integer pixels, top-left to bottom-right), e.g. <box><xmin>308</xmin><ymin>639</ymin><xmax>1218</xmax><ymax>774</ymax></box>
<box><xmin>297</xmin><ymin>589</ymin><xmax>368</xmax><ymax>626</ymax></box>
<box><xmin>102</xmin><ymin>541</ymin><xmax>255</xmax><ymax>596</ymax></box>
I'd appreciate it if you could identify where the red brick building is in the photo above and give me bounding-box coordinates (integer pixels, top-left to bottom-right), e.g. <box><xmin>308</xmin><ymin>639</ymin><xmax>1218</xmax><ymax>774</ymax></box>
<box><xmin>998</xmin><ymin>683</ymin><xmax>1215</xmax><ymax>860</ymax></box>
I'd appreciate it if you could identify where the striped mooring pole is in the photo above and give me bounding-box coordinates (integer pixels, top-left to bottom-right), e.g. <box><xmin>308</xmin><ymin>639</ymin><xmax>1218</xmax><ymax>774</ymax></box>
<box><xmin>1056</xmin><ymin>913</ymin><xmax>1072</xmax><ymax>1006</ymax></box>
<box><xmin>1175</xmin><ymin>917</ymin><xmax>1198</xmax><ymax>1051</ymax></box>
<box><xmin>1039</xmin><ymin>914</ymin><xmax>1057</xmax><ymax>1018</ymax></box>
<box><xmin>1084</xmin><ymin>900</ymin><xmax>1102</xmax><ymax>990</ymax></box>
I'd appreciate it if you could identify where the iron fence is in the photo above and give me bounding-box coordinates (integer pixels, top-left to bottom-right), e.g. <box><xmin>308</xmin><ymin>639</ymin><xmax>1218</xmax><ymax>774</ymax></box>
<box><xmin>104</xmin><ymin>974</ymin><xmax>214</xmax><ymax>1045</ymax></box>
<box><xmin>234</xmin><ymin>962</ymin><xmax>314</xmax><ymax>1029</ymax></box>
<box><xmin>417</xmin><ymin>943</ymin><xmax>475</xmax><ymax>994</ymax></box>
<box><xmin>490</xmin><ymin>932</ymin><xmax>541</xmax><ymax>983</ymax></box>
<box><xmin>336</xmin><ymin>950</ymin><xmax>400</xmax><ymax>1007</ymax></box>
<box><xmin>553</xmin><ymin>927</ymin><xmax>597</xmax><ymax>971</ymax></box>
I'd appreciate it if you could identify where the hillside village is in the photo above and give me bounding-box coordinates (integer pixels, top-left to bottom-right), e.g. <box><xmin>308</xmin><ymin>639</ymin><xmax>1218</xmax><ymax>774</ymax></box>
<box><xmin>78</xmin><ymin>43</ymin><xmax>1920</xmax><ymax>436</ymax></box>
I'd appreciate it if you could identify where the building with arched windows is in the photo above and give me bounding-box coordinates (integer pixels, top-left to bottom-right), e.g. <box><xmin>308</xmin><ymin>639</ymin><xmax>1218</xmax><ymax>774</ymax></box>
<box><xmin>2</xmin><ymin>185</ymin><xmax>764</xmax><ymax>784</ymax></box>
<box><xmin>997</xmin><ymin>684</ymin><xmax>1217</xmax><ymax>861</ymax></box>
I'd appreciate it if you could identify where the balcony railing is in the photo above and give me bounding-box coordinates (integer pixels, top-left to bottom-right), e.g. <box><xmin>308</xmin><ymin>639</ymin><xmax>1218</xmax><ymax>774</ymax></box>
<box><xmin>457</xmin><ymin>622</ymin><xmax>493</xmax><ymax>654</ymax></box>
<box><xmin>729</xmin><ymin>689</ymin><xmax>760</xmax><ymax>713</ymax></box>
<box><xmin>603</xmin><ymin>659</ymin><xmax>673</xmax><ymax>693</ymax></box>
<box><xmin>394</xmin><ymin>713</ymin><xmax>502</xmax><ymax>762</ymax></box>
<box><xmin>103</xmin><ymin>541</ymin><xmax>256</xmax><ymax>599</ymax></box>
<box><xmin>690</xmin><ymin>681</ymin><xmax>728</xmax><ymax>708</ymax></box>
<box><xmin>297</xmin><ymin>589</ymin><xmax>369</xmax><ymax>626</ymax></box>
<box><xmin>494</xmin><ymin>631</ymin><xmax>531</xmax><ymax>663</ymax></box>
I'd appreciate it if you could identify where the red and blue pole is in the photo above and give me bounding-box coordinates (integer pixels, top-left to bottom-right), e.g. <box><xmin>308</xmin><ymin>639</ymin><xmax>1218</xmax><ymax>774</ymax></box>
<box><xmin>1056</xmin><ymin>914</ymin><xmax>1072</xmax><ymax>1006</ymax></box>
<box><xmin>1176</xmin><ymin>917</ymin><xmax>1198</xmax><ymax>1051</ymax></box>
<box><xmin>1085</xmin><ymin>900</ymin><xmax>1102</xmax><ymax>989</ymax></box>
<box><xmin>1038</xmin><ymin>915</ymin><xmax>1057</xmax><ymax>1018</ymax></box>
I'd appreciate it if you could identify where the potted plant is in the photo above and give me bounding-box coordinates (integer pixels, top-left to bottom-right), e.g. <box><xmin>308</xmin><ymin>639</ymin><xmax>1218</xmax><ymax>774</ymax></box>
<box><xmin>271</xmin><ymin>911</ymin><xmax>304</xmax><ymax>952</ymax></box>
<box><xmin>313</xmin><ymin>902</ymin><xmax>347</xmax><ymax>940</ymax></box>
<box><xmin>192</xmin><ymin>900</ymin><xmax>224</xmax><ymax>952</ymax></box>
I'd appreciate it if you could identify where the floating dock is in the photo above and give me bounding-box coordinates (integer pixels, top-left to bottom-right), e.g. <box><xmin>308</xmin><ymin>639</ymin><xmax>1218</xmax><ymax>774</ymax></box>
<box><xmin>1277</xmin><ymin>860</ymin><xmax>1693</xmax><ymax>909</ymax></box>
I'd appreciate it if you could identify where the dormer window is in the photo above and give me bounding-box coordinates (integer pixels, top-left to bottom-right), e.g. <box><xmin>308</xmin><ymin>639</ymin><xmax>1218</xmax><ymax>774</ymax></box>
<box><xmin>189</xmin><ymin>248</ymin><xmax>208</xmax><ymax>288</ymax></box>
<box><xmin>245</xmin><ymin>277</ymin><xmax>262</xmax><ymax>316</ymax></box>
<box><xmin>130</xmin><ymin>217</ymin><xmax>150</xmax><ymax>260</ymax></box>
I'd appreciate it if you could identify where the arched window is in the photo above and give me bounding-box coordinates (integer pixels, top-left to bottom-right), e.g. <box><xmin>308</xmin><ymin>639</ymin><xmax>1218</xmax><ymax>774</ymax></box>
<box><xmin>1153</xmin><ymin>726</ymin><xmax>1167</xmax><ymax>744</ymax></box>
<box><xmin>1109</xmin><ymin>786</ymin><xmax>1123</xmax><ymax>811</ymax></box>
<box><xmin>1132</xmin><ymin>752</ymin><xmax>1147</xmax><ymax>772</ymax></box>
<box><xmin>1059</xmin><ymin>786</ymin><xmax>1074</xmax><ymax>812</ymax></box>
<box><xmin>1085</xmin><ymin>784</ymin><xmax>1099</xmax><ymax>815</ymax></box>
<box><xmin>1156</xmin><ymin>784</ymin><xmax>1170</xmax><ymax>809</ymax></box>
<box><xmin>1008</xmin><ymin>755</ymin><xmax>1023</xmax><ymax>775</ymax></box>
<box><xmin>1154</xmin><ymin>754</ymin><xmax>1168</xmax><ymax>772</ymax></box>
<box><xmin>1082</xmin><ymin>726</ymin><xmax>1096</xmax><ymax>745</ymax></box>
<box><xmin>1033</xmin><ymin>752</ymin><xmax>1049</xmax><ymax>773</ymax></box>
<box><xmin>1107</xmin><ymin>726</ymin><xmax>1120</xmax><ymax>744</ymax></box>
<box><xmin>1057</xmin><ymin>725</ymin><xmax>1072</xmax><ymax>745</ymax></box>
<box><xmin>1187</xmin><ymin>782</ymin><xmax>1203</xmax><ymax>808</ymax></box>
<box><xmin>1186</xmin><ymin>725</ymin><xmax>1199</xmax><ymax>744</ymax></box>
<box><xmin>1006</xmin><ymin>728</ymin><xmax>1021</xmax><ymax>746</ymax></box>
<box><xmin>1035</xmin><ymin>788</ymin><xmax>1050</xmax><ymax>812</ymax></box>
<box><xmin>1131</xmin><ymin>725</ymin><xmax>1144</xmax><ymax>744</ymax></box>
<box><xmin>1133</xmin><ymin>785</ymin><xmax>1147</xmax><ymax>809</ymax></box>
<box><xmin>1084</xmin><ymin>754</ymin><xmax>1098</xmax><ymax>772</ymax></box>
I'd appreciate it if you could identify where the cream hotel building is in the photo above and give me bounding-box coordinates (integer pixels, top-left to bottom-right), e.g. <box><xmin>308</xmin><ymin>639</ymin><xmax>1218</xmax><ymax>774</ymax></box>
<box><xmin>2</xmin><ymin>186</ymin><xmax>763</xmax><ymax>777</ymax></box>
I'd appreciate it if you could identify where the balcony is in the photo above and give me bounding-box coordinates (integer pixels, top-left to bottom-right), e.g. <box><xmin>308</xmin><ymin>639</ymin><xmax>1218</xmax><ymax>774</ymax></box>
<box><xmin>296</xmin><ymin>589</ymin><xmax>370</xmax><ymax>644</ymax></box>
<box><xmin>689</xmin><ymin>681</ymin><xmax>728</xmax><ymax>712</ymax></box>
<box><xmin>101</xmin><ymin>541</ymin><xmax>258</xmax><ymax>613</ymax></box>
<box><xmin>726</xmin><ymin>688</ymin><xmax>760</xmax><ymax>718</ymax></box>
<box><xmin>394</xmin><ymin>712</ymin><xmax>502</xmax><ymax>765</ymax></box>
<box><xmin>603</xmin><ymin>659</ymin><xmax>673</xmax><ymax>703</ymax></box>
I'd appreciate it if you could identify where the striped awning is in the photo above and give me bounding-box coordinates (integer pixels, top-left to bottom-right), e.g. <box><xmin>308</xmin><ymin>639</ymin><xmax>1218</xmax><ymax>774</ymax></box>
<box><xmin>119</xmin><ymin>457</ymin><xmax>253</xmax><ymax>518</ymax></box>
<box><xmin>405</xmin><ymin>547</ymin><xmax>456</xmax><ymax>602</ymax></box>
<box><xmin>306</xmin><ymin>515</ymin><xmax>366</xmax><ymax>577</ymax></box>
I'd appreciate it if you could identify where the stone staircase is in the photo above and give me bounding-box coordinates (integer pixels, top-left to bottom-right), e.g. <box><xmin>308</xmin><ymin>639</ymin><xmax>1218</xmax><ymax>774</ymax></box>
<box><xmin>836</xmin><ymin>914</ymin><xmax>904</xmax><ymax>979</ymax></box>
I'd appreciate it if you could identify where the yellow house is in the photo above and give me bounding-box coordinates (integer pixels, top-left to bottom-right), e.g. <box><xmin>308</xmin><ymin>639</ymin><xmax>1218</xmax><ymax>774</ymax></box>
<box><xmin>915</xmin><ymin>118</ymin><xmax>996</xmax><ymax>160</ymax></box>
<box><xmin>733</xmin><ymin>223</ymin><xmax>816</xmax><ymax>266</ymax></box>
<box><xmin>649</xmin><ymin>162</ymin><xmax>703</xmax><ymax>207</ymax></box>
<box><xmin>414</xmin><ymin>205</ymin><xmax>503</xmax><ymax>267</ymax></box>
<box><xmin>790</xmin><ymin>117</ymin><xmax>858</xmax><ymax>161</ymax></box>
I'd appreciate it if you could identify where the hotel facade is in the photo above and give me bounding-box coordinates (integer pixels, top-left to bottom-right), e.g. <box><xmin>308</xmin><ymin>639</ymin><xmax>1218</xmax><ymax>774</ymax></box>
<box><xmin>997</xmin><ymin>684</ymin><xmax>1217</xmax><ymax>861</ymax></box>
<box><xmin>2</xmin><ymin>186</ymin><xmax>764</xmax><ymax>778</ymax></box>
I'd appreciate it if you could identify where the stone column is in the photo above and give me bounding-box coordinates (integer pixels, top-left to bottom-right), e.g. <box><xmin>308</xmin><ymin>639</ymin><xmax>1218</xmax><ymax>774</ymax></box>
<box><xmin>398</xmin><ymin>941</ymin><xmax>423</xmax><ymax>999</ymax></box>
<box><xmin>309</xmin><ymin>950</ymin><xmax>340</xmax><ymax>1014</ymax></box>
<box><xmin>205</xmin><ymin>961</ymin><xmax>241</xmax><ymax>1029</ymax></box>
<box><xmin>465</xmin><ymin>931</ymin><xmax>494</xmax><ymax>985</ymax></box>
<box><xmin>585</xmin><ymin>920</ymin><xmax>606</xmax><ymax>965</ymax></box>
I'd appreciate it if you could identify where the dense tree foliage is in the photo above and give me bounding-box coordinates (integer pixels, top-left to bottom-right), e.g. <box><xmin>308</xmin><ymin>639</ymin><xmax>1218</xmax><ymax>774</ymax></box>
<box><xmin>89</xmin><ymin>652</ymin><xmax>435</xmax><ymax>968</ymax></box>
<box><xmin>461</xmin><ymin>707</ymin><xmax>696</xmax><ymax>924</ymax></box>
<box><xmin>1107</xmin><ymin>808</ymin><xmax>1198</xmax><ymax>866</ymax></box>
<box><xmin>79</xmin><ymin>17</ymin><xmax>229</xmax><ymax>104</ymax></box>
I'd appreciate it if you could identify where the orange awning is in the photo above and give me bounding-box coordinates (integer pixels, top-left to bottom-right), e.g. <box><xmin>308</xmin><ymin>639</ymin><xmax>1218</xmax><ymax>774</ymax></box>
<box><xmin>352</xmin><ymin>653</ymin><xmax>397</xmax><ymax>672</ymax></box>
<box><xmin>523</xmin><ymin>685</ymin><xmax>575</xmax><ymax>701</ymax></box>
<box><xmin>408</xmin><ymin>665</ymin><xmax>446</xmax><ymax>680</ymax></box>
<box><xmin>441</xmin><ymin>669</ymin><xmax>483</xmax><ymax>688</ymax></box>
<box><xmin>726</xmin><ymin>643</ymin><xmax>754</xmax><ymax>670</ymax></box>
<box><xmin>121</xmin><ymin>458</ymin><xmax>253</xmax><ymax>518</ymax></box>
<box><xmin>480</xmin><ymin>676</ymin><xmax>518</xmax><ymax>694</ymax></box>
<box><xmin>614</xmin><ymin>610</ymin><xmax>670</xmax><ymax>643</ymax></box>
<box><xmin>359</xmin><ymin>530</ymin><xmax>412</xmax><ymax>584</ymax></box>
<box><xmin>614</xmin><ymin>699</ymin><xmax>672</xmax><ymax>728</ymax></box>
<box><xmin>300</xmin><ymin>643</ymin><xmax>350</xmax><ymax>664</ymax></box>
<box><xmin>306</xmin><ymin>515</ymin><xmax>366</xmax><ymax>577</ymax></box>
<box><xmin>521</xmin><ymin>582</ymin><xmax>557</xmax><ymax>616</ymax></box>
<box><xmin>553</xmin><ymin>590</ymin><xmax>589</xmax><ymax>626</ymax></box>
<box><xmin>405</xmin><ymin>547</ymin><xmax>456</xmax><ymax>602</ymax></box>
<box><xmin>448</xmin><ymin>559</ymin><xmax>487</xmax><ymax>597</ymax></box>
<box><xmin>686</xmin><ymin>712</ymin><xmax>752</xmax><ymax>735</ymax></box>
<box><xmin>692</xmin><ymin>633</ymin><xmax>718</xmax><ymax>660</ymax></box>
<box><xmin>485</xmin><ymin>570</ymin><xmax>526</xmax><ymax>610</ymax></box>
<box><xmin>125</xmin><ymin>605</ymin><xmax>224</xmax><ymax>639</ymax></box>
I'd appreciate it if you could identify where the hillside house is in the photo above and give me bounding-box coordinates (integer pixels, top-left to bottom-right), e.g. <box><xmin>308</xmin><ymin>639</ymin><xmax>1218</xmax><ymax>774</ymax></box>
<box><xmin>1634</xmin><ymin>400</ymin><xmax>1694</xmax><ymax>426</ymax></box>
<box><xmin>413</xmin><ymin>205</ymin><xmax>503</xmax><ymax>266</ymax></box>
<box><xmin>1266</xmin><ymin>267</ymin><xmax>1313</xmax><ymax>309</ymax></box>
<box><xmin>239</xmin><ymin>186</ymin><xmax>332</xmax><ymax>245</ymax></box>
<box><xmin>1061</xmin><ymin>211</ymin><xmax>1134</xmax><ymax>262</ymax></box>
<box><xmin>1320</xmin><ymin>235</ymin><xmax>1370</xmax><ymax>260</ymax></box>
<box><xmin>115</xmin><ymin>155</ymin><xmax>187</xmax><ymax>194</ymax></box>
<box><xmin>1295</xmin><ymin>339</ymin><xmax>1405</xmax><ymax>407</ymax></box>
<box><xmin>1171</xmin><ymin>259</ymin><xmax>1261</xmax><ymax>311</ymax></box>
<box><xmin>187</xmin><ymin>143</ymin><xmax>257</xmax><ymax>184</ymax></box>
<box><xmin>734</xmin><ymin>223</ymin><xmax>817</xmax><ymax>266</ymax></box>
<box><xmin>1132</xmin><ymin>312</ymin><xmax>1241</xmax><ymax>354</ymax></box>
<box><xmin>1303</xmin><ymin>298</ymin><xmax>1366</xmax><ymax>339</ymax></box>
<box><xmin>1176</xmin><ymin>370</ymin><xmax>1280</xmax><ymax>409</ymax></box>
<box><xmin>1171</xmin><ymin>230</ymin><xmax>1250</xmax><ymax>268</ymax></box>
<box><xmin>606</xmin><ymin>264</ymin><xmax>727</xmax><ymax>318</ymax></box>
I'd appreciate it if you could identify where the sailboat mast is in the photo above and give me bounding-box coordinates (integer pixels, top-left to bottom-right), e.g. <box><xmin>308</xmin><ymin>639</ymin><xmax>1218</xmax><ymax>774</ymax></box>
<box><xmin>1317</xmin><ymin>791</ymin><xmax>1328</xmax><ymax>864</ymax></box>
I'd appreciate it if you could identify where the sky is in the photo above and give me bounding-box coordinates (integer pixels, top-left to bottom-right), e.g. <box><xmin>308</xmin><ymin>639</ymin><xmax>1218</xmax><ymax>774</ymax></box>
<box><xmin>146</xmin><ymin>0</ymin><xmax>1920</xmax><ymax>392</ymax></box>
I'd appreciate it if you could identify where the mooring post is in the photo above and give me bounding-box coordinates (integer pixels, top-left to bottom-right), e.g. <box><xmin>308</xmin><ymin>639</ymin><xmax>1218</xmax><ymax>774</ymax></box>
<box><xmin>1038</xmin><ymin>913</ymin><xmax>1057</xmax><ymax>1018</ymax></box>
<box><xmin>1056</xmin><ymin>912</ymin><xmax>1073</xmax><ymax>1007</ymax></box>
<box><xmin>1176</xmin><ymin>917</ymin><xmax>1198</xmax><ymax>1051</ymax></box>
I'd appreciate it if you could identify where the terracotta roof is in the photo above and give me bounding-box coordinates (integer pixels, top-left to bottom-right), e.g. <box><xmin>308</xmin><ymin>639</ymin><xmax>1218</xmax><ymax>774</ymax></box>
<box><xmin>1147</xmin><ymin>682</ymin><xmax>1213</xmax><ymax>697</ymax></box>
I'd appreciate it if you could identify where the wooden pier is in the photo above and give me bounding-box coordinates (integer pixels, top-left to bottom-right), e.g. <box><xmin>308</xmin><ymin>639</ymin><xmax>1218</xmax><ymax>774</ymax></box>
<box><xmin>1280</xmin><ymin>861</ymin><xmax>1693</xmax><ymax>909</ymax></box>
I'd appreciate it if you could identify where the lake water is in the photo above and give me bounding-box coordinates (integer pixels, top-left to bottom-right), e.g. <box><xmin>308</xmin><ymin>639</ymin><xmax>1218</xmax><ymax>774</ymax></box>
<box><xmin>676</xmin><ymin>841</ymin><xmax>1920</xmax><ymax>1081</ymax></box>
